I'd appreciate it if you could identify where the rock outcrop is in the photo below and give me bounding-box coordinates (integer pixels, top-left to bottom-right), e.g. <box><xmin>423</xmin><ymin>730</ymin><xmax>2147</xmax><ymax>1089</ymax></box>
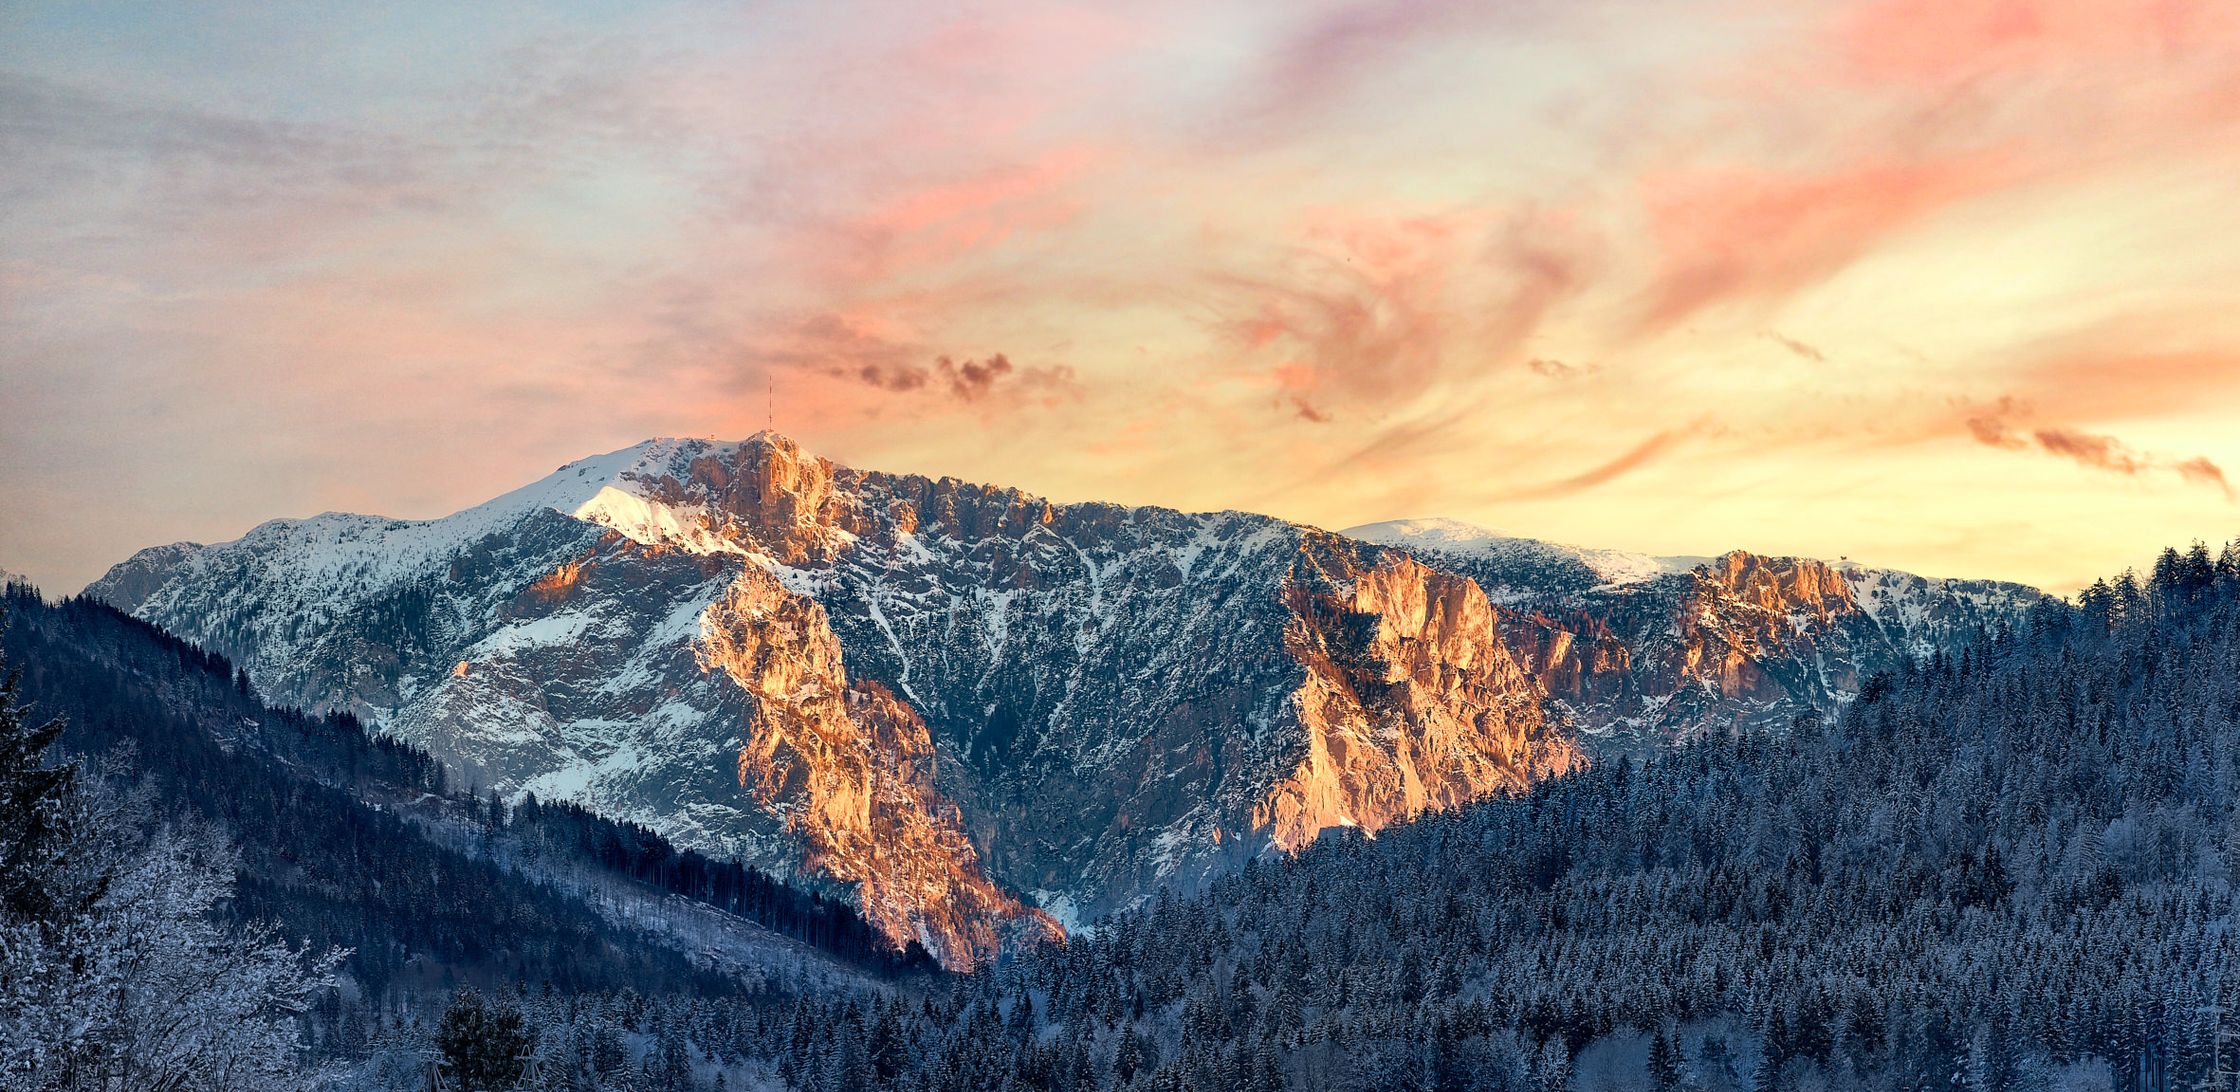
<box><xmin>700</xmin><ymin>566</ymin><xmax>1059</xmax><ymax>966</ymax></box>
<box><xmin>1263</xmin><ymin>538</ymin><xmax>1578</xmax><ymax>848</ymax></box>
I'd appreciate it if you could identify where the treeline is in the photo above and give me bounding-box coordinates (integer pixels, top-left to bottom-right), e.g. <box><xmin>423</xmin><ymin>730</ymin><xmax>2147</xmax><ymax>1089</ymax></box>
<box><xmin>0</xmin><ymin>630</ymin><xmax>344</xmax><ymax>1090</ymax></box>
<box><xmin>505</xmin><ymin>796</ymin><xmax>936</xmax><ymax>973</ymax></box>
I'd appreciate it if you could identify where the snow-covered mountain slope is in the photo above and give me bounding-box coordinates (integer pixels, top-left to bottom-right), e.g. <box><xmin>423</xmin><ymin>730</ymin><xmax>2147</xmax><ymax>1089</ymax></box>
<box><xmin>1347</xmin><ymin>518</ymin><xmax>1709</xmax><ymax>603</ymax></box>
<box><xmin>89</xmin><ymin>436</ymin><xmax>1578</xmax><ymax>966</ymax></box>
<box><xmin>1343</xmin><ymin>519</ymin><xmax>2050</xmax><ymax>747</ymax></box>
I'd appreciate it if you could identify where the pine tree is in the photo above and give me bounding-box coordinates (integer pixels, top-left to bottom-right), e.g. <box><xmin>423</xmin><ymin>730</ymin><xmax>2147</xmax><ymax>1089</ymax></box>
<box><xmin>1530</xmin><ymin>1037</ymin><xmax>1571</xmax><ymax>1092</ymax></box>
<box><xmin>1115</xmin><ymin>1025</ymin><xmax>1147</xmax><ymax>1084</ymax></box>
<box><xmin>437</xmin><ymin>988</ymin><xmax>536</xmax><ymax>1091</ymax></box>
<box><xmin>0</xmin><ymin>649</ymin><xmax>77</xmax><ymax>925</ymax></box>
<box><xmin>1648</xmin><ymin>1025</ymin><xmax>1681</xmax><ymax>1090</ymax></box>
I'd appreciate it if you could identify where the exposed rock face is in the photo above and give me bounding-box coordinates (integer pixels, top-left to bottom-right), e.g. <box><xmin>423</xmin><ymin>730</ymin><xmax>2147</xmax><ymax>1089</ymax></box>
<box><xmin>699</xmin><ymin>566</ymin><xmax>1060</xmax><ymax>965</ymax></box>
<box><xmin>1265</xmin><ymin>538</ymin><xmax>1578</xmax><ymax>848</ymax></box>
<box><xmin>87</xmin><ymin>436</ymin><xmax>1576</xmax><ymax>964</ymax></box>
<box><xmin>1347</xmin><ymin>519</ymin><xmax>2049</xmax><ymax>750</ymax></box>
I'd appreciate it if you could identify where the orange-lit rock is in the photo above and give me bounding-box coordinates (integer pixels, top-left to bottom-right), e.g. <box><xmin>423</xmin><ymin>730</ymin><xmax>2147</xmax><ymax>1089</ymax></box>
<box><xmin>1259</xmin><ymin>537</ymin><xmax>1580</xmax><ymax>850</ymax></box>
<box><xmin>698</xmin><ymin>566</ymin><xmax>1058</xmax><ymax>969</ymax></box>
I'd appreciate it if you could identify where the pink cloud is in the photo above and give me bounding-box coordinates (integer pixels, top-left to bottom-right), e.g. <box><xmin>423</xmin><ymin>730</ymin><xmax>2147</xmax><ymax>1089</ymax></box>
<box><xmin>1633</xmin><ymin>154</ymin><xmax>2015</xmax><ymax>335</ymax></box>
<box><xmin>858</xmin><ymin>145</ymin><xmax>1101</xmax><ymax>240</ymax></box>
<box><xmin>1211</xmin><ymin>214</ymin><xmax>1464</xmax><ymax>411</ymax></box>
<box><xmin>2021</xmin><ymin>347</ymin><xmax>2240</xmax><ymax>421</ymax></box>
<box><xmin>1213</xmin><ymin>205</ymin><xmax>1595</xmax><ymax>416</ymax></box>
<box><xmin>1831</xmin><ymin>0</ymin><xmax>2237</xmax><ymax>86</ymax></box>
<box><xmin>1226</xmin><ymin>0</ymin><xmax>1556</xmax><ymax>141</ymax></box>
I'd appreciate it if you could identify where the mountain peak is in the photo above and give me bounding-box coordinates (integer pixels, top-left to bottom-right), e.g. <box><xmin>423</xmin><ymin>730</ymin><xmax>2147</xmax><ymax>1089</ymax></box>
<box><xmin>1346</xmin><ymin>516</ymin><xmax>1704</xmax><ymax>592</ymax></box>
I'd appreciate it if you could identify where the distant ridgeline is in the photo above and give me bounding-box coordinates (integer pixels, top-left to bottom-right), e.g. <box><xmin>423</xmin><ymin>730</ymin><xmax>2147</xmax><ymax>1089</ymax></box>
<box><xmin>0</xmin><ymin>582</ymin><xmax>929</xmax><ymax>1005</ymax></box>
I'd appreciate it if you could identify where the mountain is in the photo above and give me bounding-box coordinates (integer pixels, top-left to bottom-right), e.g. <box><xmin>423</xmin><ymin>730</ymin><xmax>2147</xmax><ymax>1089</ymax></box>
<box><xmin>1345</xmin><ymin>518</ymin><xmax>2050</xmax><ymax>750</ymax></box>
<box><xmin>760</xmin><ymin>541</ymin><xmax>2240</xmax><ymax>1092</ymax></box>
<box><xmin>87</xmin><ymin>434</ymin><xmax>1580</xmax><ymax>967</ymax></box>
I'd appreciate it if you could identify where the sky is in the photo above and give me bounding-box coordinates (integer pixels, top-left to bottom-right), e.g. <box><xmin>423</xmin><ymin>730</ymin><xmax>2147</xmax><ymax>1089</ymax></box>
<box><xmin>6</xmin><ymin>0</ymin><xmax>2240</xmax><ymax>595</ymax></box>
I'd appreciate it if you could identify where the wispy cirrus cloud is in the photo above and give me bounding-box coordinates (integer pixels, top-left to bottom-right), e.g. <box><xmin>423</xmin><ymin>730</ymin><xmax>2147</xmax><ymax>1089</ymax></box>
<box><xmin>1494</xmin><ymin>422</ymin><xmax>1709</xmax><ymax>501</ymax></box>
<box><xmin>1630</xmin><ymin>155</ymin><xmax>2018</xmax><ymax>337</ymax></box>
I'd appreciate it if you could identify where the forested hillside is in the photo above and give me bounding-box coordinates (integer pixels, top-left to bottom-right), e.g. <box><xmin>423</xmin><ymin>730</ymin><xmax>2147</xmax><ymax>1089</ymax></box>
<box><xmin>0</xmin><ymin>583</ymin><xmax>921</xmax><ymax>1088</ymax></box>
<box><xmin>747</xmin><ymin>543</ymin><xmax>2240</xmax><ymax>1092</ymax></box>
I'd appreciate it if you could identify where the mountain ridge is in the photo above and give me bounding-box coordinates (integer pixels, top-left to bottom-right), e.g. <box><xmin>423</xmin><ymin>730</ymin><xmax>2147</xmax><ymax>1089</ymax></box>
<box><xmin>85</xmin><ymin>435</ymin><xmax>2039</xmax><ymax>962</ymax></box>
<box><xmin>1344</xmin><ymin>517</ymin><xmax>2051</xmax><ymax>748</ymax></box>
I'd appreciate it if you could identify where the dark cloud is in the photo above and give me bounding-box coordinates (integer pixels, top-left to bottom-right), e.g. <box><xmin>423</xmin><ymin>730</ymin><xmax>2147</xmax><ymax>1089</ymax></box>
<box><xmin>759</xmin><ymin>316</ymin><xmax>1079</xmax><ymax>407</ymax></box>
<box><xmin>2030</xmin><ymin>427</ymin><xmax>2148</xmax><ymax>475</ymax></box>
<box><xmin>1527</xmin><ymin>357</ymin><xmax>1581</xmax><ymax>379</ymax></box>
<box><xmin>1291</xmin><ymin>397</ymin><xmax>1331</xmax><ymax>423</ymax></box>
<box><xmin>1965</xmin><ymin>397</ymin><xmax>2030</xmax><ymax>448</ymax></box>
<box><xmin>1966</xmin><ymin>401</ymin><xmax>2233</xmax><ymax>499</ymax></box>
<box><xmin>1762</xmin><ymin>330</ymin><xmax>1827</xmax><ymax>363</ymax></box>
<box><xmin>849</xmin><ymin>361</ymin><xmax>932</xmax><ymax>393</ymax></box>
<box><xmin>852</xmin><ymin>352</ymin><xmax>1079</xmax><ymax>405</ymax></box>
<box><xmin>2177</xmin><ymin>457</ymin><xmax>2233</xmax><ymax>496</ymax></box>
<box><xmin>934</xmin><ymin>354</ymin><xmax>1011</xmax><ymax>401</ymax></box>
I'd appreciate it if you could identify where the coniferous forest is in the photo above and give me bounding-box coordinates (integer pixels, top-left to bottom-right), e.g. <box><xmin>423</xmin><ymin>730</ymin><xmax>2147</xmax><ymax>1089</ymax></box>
<box><xmin>8</xmin><ymin>543</ymin><xmax>2240</xmax><ymax>1088</ymax></box>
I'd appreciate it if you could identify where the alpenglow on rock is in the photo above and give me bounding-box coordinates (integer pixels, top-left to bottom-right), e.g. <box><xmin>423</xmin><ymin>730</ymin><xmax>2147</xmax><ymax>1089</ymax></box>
<box><xmin>88</xmin><ymin>435</ymin><xmax>1580</xmax><ymax>966</ymax></box>
<box><xmin>1344</xmin><ymin>518</ymin><xmax>2050</xmax><ymax>751</ymax></box>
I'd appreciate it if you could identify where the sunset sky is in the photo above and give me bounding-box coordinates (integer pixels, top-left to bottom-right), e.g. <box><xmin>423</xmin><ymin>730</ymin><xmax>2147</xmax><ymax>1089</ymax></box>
<box><xmin>7</xmin><ymin>0</ymin><xmax>2240</xmax><ymax>594</ymax></box>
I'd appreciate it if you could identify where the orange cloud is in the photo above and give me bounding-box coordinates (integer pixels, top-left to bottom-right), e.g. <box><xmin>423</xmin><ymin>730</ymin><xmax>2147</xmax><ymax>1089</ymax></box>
<box><xmin>2020</xmin><ymin>346</ymin><xmax>2240</xmax><ymax>422</ymax></box>
<box><xmin>1494</xmin><ymin>424</ymin><xmax>1703</xmax><ymax>501</ymax></box>
<box><xmin>1762</xmin><ymin>331</ymin><xmax>1826</xmax><ymax>363</ymax></box>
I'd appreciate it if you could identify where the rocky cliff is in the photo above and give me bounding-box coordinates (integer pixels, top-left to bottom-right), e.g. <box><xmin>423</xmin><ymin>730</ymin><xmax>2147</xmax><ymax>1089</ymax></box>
<box><xmin>1265</xmin><ymin>538</ymin><xmax>1577</xmax><ymax>848</ymax></box>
